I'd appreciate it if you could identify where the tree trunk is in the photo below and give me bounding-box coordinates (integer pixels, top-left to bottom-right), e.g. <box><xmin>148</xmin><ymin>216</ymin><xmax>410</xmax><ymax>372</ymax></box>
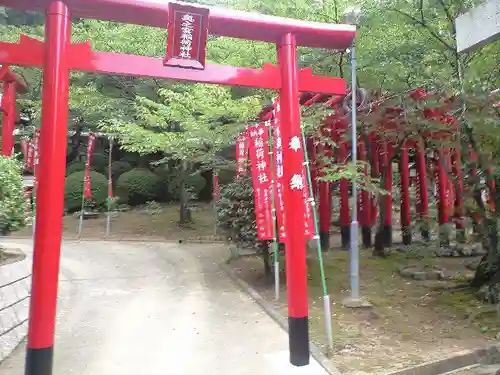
<box><xmin>373</xmin><ymin>164</ymin><xmax>388</xmax><ymax>257</ymax></box>
<box><xmin>179</xmin><ymin>160</ymin><xmax>193</xmax><ymax>225</ymax></box>
<box><xmin>66</xmin><ymin>125</ymin><xmax>83</xmax><ymax>164</ymax></box>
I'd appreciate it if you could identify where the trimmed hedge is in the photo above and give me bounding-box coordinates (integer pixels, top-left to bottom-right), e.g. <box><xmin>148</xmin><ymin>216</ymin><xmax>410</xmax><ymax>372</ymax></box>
<box><xmin>116</xmin><ymin>168</ymin><xmax>163</xmax><ymax>205</ymax></box>
<box><xmin>109</xmin><ymin>161</ymin><xmax>132</xmax><ymax>181</ymax></box>
<box><xmin>64</xmin><ymin>171</ymin><xmax>108</xmax><ymax>212</ymax></box>
<box><xmin>90</xmin><ymin>153</ymin><xmax>108</xmax><ymax>173</ymax></box>
<box><xmin>66</xmin><ymin>162</ymin><xmax>86</xmax><ymax>175</ymax></box>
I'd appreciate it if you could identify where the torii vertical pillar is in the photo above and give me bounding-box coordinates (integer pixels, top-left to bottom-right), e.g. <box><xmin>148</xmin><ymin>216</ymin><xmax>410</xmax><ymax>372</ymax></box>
<box><xmin>277</xmin><ymin>33</ymin><xmax>310</xmax><ymax>366</ymax></box>
<box><xmin>415</xmin><ymin>142</ymin><xmax>430</xmax><ymax>240</ymax></box>
<box><xmin>399</xmin><ymin>142</ymin><xmax>411</xmax><ymax>245</ymax></box>
<box><xmin>1</xmin><ymin>81</ymin><xmax>16</xmax><ymax>156</ymax></box>
<box><xmin>25</xmin><ymin>2</ymin><xmax>71</xmax><ymax>375</ymax></box>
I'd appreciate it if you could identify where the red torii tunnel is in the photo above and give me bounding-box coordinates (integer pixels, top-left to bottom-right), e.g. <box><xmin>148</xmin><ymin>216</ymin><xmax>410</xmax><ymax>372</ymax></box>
<box><xmin>0</xmin><ymin>0</ymin><xmax>356</xmax><ymax>373</ymax></box>
<box><xmin>0</xmin><ymin>65</ymin><xmax>27</xmax><ymax>156</ymax></box>
<box><xmin>258</xmin><ymin>90</ymin><xmax>467</xmax><ymax>251</ymax></box>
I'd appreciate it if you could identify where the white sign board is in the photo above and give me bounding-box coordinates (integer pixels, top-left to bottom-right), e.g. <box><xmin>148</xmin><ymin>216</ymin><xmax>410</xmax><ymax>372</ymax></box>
<box><xmin>456</xmin><ymin>0</ymin><xmax>500</xmax><ymax>53</ymax></box>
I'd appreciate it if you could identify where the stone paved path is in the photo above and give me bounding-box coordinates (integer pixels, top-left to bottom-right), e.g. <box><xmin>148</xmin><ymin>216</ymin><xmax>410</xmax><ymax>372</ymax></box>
<box><xmin>0</xmin><ymin>239</ymin><xmax>329</xmax><ymax>374</ymax></box>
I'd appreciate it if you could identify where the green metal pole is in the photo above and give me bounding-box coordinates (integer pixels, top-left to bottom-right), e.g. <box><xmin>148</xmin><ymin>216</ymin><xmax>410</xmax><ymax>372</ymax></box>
<box><xmin>268</xmin><ymin>123</ymin><xmax>280</xmax><ymax>301</ymax></box>
<box><xmin>300</xmin><ymin>125</ymin><xmax>334</xmax><ymax>351</ymax></box>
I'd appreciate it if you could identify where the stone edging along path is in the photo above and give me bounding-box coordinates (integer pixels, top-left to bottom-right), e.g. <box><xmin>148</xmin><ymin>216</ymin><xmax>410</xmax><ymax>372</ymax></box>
<box><xmin>220</xmin><ymin>262</ymin><xmax>343</xmax><ymax>375</ymax></box>
<box><xmin>0</xmin><ymin>247</ymin><xmax>31</xmax><ymax>362</ymax></box>
<box><xmin>1</xmin><ymin>235</ymin><xmax>225</xmax><ymax>244</ymax></box>
<box><xmin>220</xmin><ymin>262</ymin><xmax>500</xmax><ymax>375</ymax></box>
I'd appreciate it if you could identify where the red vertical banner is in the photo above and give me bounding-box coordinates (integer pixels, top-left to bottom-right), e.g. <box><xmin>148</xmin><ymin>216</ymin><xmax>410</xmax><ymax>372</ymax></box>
<box><xmin>272</xmin><ymin>100</ymin><xmax>314</xmax><ymax>240</ymax></box>
<box><xmin>272</xmin><ymin>100</ymin><xmax>287</xmax><ymax>242</ymax></box>
<box><xmin>84</xmin><ymin>133</ymin><xmax>96</xmax><ymax>199</ymax></box>
<box><xmin>33</xmin><ymin>130</ymin><xmax>40</xmax><ymax>170</ymax></box>
<box><xmin>301</xmin><ymin>164</ymin><xmax>316</xmax><ymax>240</ymax></box>
<box><xmin>235</xmin><ymin>133</ymin><xmax>248</xmax><ymax>176</ymax></box>
<box><xmin>1</xmin><ymin>82</ymin><xmax>16</xmax><ymax>156</ymax></box>
<box><xmin>248</xmin><ymin>124</ymin><xmax>273</xmax><ymax>240</ymax></box>
<box><xmin>26</xmin><ymin>140</ymin><xmax>34</xmax><ymax>171</ymax></box>
<box><xmin>32</xmin><ymin>130</ymin><xmax>40</xmax><ymax>192</ymax></box>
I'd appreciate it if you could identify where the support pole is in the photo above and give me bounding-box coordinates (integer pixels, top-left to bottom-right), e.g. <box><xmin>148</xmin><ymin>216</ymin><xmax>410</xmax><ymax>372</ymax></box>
<box><xmin>337</xmin><ymin>121</ymin><xmax>350</xmax><ymax>249</ymax></box>
<box><xmin>277</xmin><ymin>33</ymin><xmax>310</xmax><ymax>367</ymax></box>
<box><xmin>25</xmin><ymin>2</ymin><xmax>71</xmax><ymax>375</ymax></box>
<box><xmin>400</xmin><ymin>142</ymin><xmax>412</xmax><ymax>245</ymax></box>
<box><xmin>268</xmin><ymin>124</ymin><xmax>280</xmax><ymax>301</ymax></box>
<box><xmin>318</xmin><ymin>124</ymin><xmax>333</xmax><ymax>251</ymax></box>
<box><xmin>349</xmin><ymin>41</ymin><xmax>360</xmax><ymax>301</ymax></box>
<box><xmin>1</xmin><ymin>81</ymin><xmax>16</xmax><ymax>156</ymax></box>
<box><xmin>300</xmin><ymin>124</ymin><xmax>333</xmax><ymax>352</ymax></box>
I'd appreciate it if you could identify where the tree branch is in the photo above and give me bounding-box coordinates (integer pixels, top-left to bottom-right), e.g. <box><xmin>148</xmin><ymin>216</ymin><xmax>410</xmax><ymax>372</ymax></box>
<box><xmin>389</xmin><ymin>8</ymin><xmax>455</xmax><ymax>53</ymax></box>
<box><xmin>436</xmin><ymin>0</ymin><xmax>456</xmax><ymax>34</ymax></box>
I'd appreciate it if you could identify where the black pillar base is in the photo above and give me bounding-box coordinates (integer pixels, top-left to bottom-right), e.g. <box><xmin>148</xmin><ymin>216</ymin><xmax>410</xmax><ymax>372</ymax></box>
<box><xmin>383</xmin><ymin>225</ymin><xmax>392</xmax><ymax>246</ymax></box>
<box><xmin>319</xmin><ymin>231</ymin><xmax>330</xmax><ymax>251</ymax></box>
<box><xmin>340</xmin><ymin>226</ymin><xmax>350</xmax><ymax>249</ymax></box>
<box><xmin>288</xmin><ymin>316</ymin><xmax>310</xmax><ymax>366</ymax></box>
<box><xmin>362</xmin><ymin>227</ymin><xmax>372</xmax><ymax>248</ymax></box>
<box><xmin>25</xmin><ymin>346</ymin><xmax>54</xmax><ymax>375</ymax></box>
<box><xmin>402</xmin><ymin>226</ymin><xmax>412</xmax><ymax>245</ymax></box>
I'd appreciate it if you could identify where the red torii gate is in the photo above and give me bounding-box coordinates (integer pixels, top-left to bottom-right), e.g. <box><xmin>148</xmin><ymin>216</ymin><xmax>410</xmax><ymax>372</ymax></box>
<box><xmin>0</xmin><ymin>65</ymin><xmax>27</xmax><ymax>156</ymax></box>
<box><xmin>0</xmin><ymin>1</ymin><xmax>355</xmax><ymax>373</ymax></box>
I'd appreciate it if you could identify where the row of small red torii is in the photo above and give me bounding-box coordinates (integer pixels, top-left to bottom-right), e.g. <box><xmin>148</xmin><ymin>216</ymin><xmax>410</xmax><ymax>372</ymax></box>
<box><xmin>238</xmin><ymin>88</ymin><xmax>495</xmax><ymax>248</ymax></box>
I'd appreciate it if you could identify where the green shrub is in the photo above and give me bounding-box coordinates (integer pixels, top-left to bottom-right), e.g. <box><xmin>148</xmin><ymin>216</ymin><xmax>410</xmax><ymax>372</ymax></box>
<box><xmin>217</xmin><ymin>175</ymin><xmax>264</xmax><ymax>250</ymax></box>
<box><xmin>64</xmin><ymin>171</ymin><xmax>108</xmax><ymax>212</ymax></box>
<box><xmin>109</xmin><ymin>161</ymin><xmax>132</xmax><ymax>181</ymax></box>
<box><xmin>218</xmin><ymin>167</ymin><xmax>236</xmax><ymax>185</ymax></box>
<box><xmin>90</xmin><ymin>153</ymin><xmax>108</xmax><ymax>173</ymax></box>
<box><xmin>0</xmin><ymin>156</ymin><xmax>26</xmax><ymax>234</ymax></box>
<box><xmin>66</xmin><ymin>162</ymin><xmax>86</xmax><ymax>175</ymax></box>
<box><xmin>167</xmin><ymin>170</ymin><xmax>206</xmax><ymax>201</ymax></box>
<box><xmin>116</xmin><ymin>168</ymin><xmax>163</xmax><ymax>205</ymax></box>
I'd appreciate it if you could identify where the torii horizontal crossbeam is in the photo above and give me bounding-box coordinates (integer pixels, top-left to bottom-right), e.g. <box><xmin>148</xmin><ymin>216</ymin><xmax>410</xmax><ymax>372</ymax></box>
<box><xmin>0</xmin><ymin>36</ymin><xmax>346</xmax><ymax>94</ymax></box>
<box><xmin>0</xmin><ymin>0</ymin><xmax>355</xmax><ymax>50</ymax></box>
